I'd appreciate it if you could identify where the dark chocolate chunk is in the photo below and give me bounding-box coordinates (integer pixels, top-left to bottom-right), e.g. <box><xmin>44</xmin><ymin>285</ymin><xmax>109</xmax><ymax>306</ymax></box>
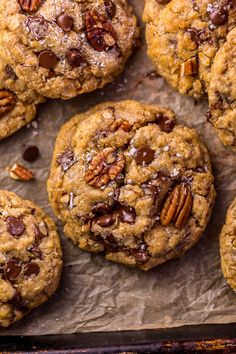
<box><xmin>96</xmin><ymin>213</ymin><xmax>116</xmax><ymax>227</ymax></box>
<box><xmin>187</xmin><ymin>28</ymin><xmax>204</xmax><ymax>46</ymax></box>
<box><xmin>4</xmin><ymin>258</ymin><xmax>22</xmax><ymax>280</ymax></box>
<box><xmin>56</xmin><ymin>13</ymin><xmax>74</xmax><ymax>32</ymax></box>
<box><xmin>131</xmin><ymin>246</ymin><xmax>149</xmax><ymax>263</ymax></box>
<box><xmin>22</xmin><ymin>144</ymin><xmax>39</xmax><ymax>162</ymax></box>
<box><xmin>117</xmin><ymin>205</ymin><xmax>136</xmax><ymax>224</ymax></box>
<box><xmin>24</xmin><ymin>262</ymin><xmax>40</xmax><ymax>277</ymax></box>
<box><xmin>135</xmin><ymin>147</ymin><xmax>155</xmax><ymax>165</ymax></box>
<box><xmin>92</xmin><ymin>202</ymin><xmax>113</xmax><ymax>215</ymax></box>
<box><xmin>104</xmin><ymin>0</ymin><xmax>116</xmax><ymax>19</ymax></box>
<box><xmin>57</xmin><ymin>150</ymin><xmax>75</xmax><ymax>172</ymax></box>
<box><xmin>155</xmin><ymin>113</ymin><xmax>176</xmax><ymax>133</ymax></box>
<box><xmin>66</xmin><ymin>49</ymin><xmax>86</xmax><ymax>68</ymax></box>
<box><xmin>38</xmin><ymin>50</ymin><xmax>58</xmax><ymax>69</ymax></box>
<box><xmin>7</xmin><ymin>216</ymin><xmax>25</xmax><ymax>237</ymax></box>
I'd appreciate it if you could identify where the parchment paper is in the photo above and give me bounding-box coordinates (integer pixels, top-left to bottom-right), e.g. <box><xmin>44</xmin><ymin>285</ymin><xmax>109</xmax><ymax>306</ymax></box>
<box><xmin>1</xmin><ymin>0</ymin><xmax>236</xmax><ymax>336</ymax></box>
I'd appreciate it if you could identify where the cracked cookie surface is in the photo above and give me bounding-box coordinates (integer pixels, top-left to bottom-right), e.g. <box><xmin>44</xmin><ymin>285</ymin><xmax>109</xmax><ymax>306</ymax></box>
<box><xmin>0</xmin><ymin>61</ymin><xmax>45</xmax><ymax>140</ymax></box>
<box><xmin>143</xmin><ymin>0</ymin><xmax>236</xmax><ymax>98</ymax></box>
<box><xmin>0</xmin><ymin>0</ymin><xmax>139</xmax><ymax>100</ymax></box>
<box><xmin>0</xmin><ymin>190</ymin><xmax>62</xmax><ymax>327</ymax></box>
<box><xmin>220</xmin><ymin>197</ymin><xmax>236</xmax><ymax>292</ymax></box>
<box><xmin>208</xmin><ymin>27</ymin><xmax>236</xmax><ymax>150</ymax></box>
<box><xmin>48</xmin><ymin>100</ymin><xmax>215</xmax><ymax>270</ymax></box>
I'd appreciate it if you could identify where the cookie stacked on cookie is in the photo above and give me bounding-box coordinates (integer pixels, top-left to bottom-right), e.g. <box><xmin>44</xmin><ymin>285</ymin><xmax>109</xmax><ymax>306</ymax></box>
<box><xmin>143</xmin><ymin>0</ymin><xmax>236</xmax><ymax>150</ymax></box>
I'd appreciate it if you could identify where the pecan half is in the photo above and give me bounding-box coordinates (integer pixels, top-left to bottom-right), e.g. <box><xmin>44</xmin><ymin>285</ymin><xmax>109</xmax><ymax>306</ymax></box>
<box><xmin>18</xmin><ymin>0</ymin><xmax>42</xmax><ymax>13</ymax></box>
<box><xmin>9</xmin><ymin>163</ymin><xmax>34</xmax><ymax>181</ymax></box>
<box><xmin>160</xmin><ymin>184</ymin><xmax>193</xmax><ymax>229</ymax></box>
<box><xmin>0</xmin><ymin>90</ymin><xmax>15</xmax><ymax>118</ymax></box>
<box><xmin>85</xmin><ymin>10</ymin><xmax>117</xmax><ymax>51</ymax></box>
<box><xmin>85</xmin><ymin>147</ymin><xmax>125</xmax><ymax>188</ymax></box>
<box><xmin>180</xmin><ymin>57</ymin><xmax>198</xmax><ymax>76</ymax></box>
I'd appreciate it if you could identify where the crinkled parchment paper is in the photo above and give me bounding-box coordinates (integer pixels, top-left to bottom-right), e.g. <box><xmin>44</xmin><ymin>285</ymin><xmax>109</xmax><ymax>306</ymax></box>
<box><xmin>1</xmin><ymin>0</ymin><xmax>236</xmax><ymax>336</ymax></box>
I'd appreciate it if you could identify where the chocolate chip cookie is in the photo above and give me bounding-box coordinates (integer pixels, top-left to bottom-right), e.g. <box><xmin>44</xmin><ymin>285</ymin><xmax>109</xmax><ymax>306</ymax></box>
<box><xmin>0</xmin><ymin>61</ymin><xmax>45</xmax><ymax>140</ymax></box>
<box><xmin>0</xmin><ymin>190</ymin><xmax>62</xmax><ymax>327</ymax></box>
<box><xmin>47</xmin><ymin>100</ymin><xmax>215</xmax><ymax>270</ymax></box>
<box><xmin>220</xmin><ymin>197</ymin><xmax>236</xmax><ymax>292</ymax></box>
<box><xmin>208</xmin><ymin>27</ymin><xmax>236</xmax><ymax>150</ymax></box>
<box><xmin>0</xmin><ymin>0</ymin><xmax>139</xmax><ymax>100</ymax></box>
<box><xmin>143</xmin><ymin>0</ymin><xmax>236</xmax><ymax>98</ymax></box>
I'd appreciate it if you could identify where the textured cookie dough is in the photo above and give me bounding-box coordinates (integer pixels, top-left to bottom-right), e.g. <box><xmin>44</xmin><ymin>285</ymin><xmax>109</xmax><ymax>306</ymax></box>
<box><xmin>0</xmin><ymin>190</ymin><xmax>62</xmax><ymax>327</ymax></box>
<box><xmin>143</xmin><ymin>0</ymin><xmax>236</xmax><ymax>98</ymax></box>
<box><xmin>48</xmin><ymin>100</ymin><xmax>215</xmax><ymax>270</ymax></box>
<box><xmin>0</xmin><ymin>0</ymin><xmax>139</xmax><ymax>100</ymax></box>
<box><xmin>208</xmin><ymin>27</ymin><xmax>236</xmax><ymax>150</ymax></box>
<box><xmin>0</xmin><ymin>61</ymin><xmax>45</xmax><ymax>140</ymax></box>
<box><xmin>220</xmin><ymin>197</ymin><xmax>236</xmax><ymax>292</ymax></box>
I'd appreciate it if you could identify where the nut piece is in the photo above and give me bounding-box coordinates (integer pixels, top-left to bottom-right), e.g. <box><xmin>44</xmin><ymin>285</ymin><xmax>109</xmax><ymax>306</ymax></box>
<box><xmin>180</xmin><ymin>57</ymin><xmax>198</xmax><ymax>76</ymax></box>
<box><xmin>85</xmin><ymin>10</ymin><xmax>117</xmax><ymax>52</ymax></box>
<box><xmin>85</xmin><ymin>147</ymin><xmax>125</xmax><ymax>188</ymax></box>
<box><xmin>18</xmin><ymin>0</ymin><xmax>42</xmax><ymax>13</ymax></box>
<box><xmin>9</xmin><ymin>163</ymin><xmax>34</xmax><ymax>181</ymax></box>
<box><xmin>110</xmin><ymin>119</ymin><xmax>132</xmax><ymax>132</ymax></box>
<box><xmin>0</xmin><ymin>90</ymin><xmax>15</xmax><ymax>118</ymax></box>
<box><xmin>160</xmin><ymin>184</ymin><xmax>193</xmax><ymax>229</ymax></box>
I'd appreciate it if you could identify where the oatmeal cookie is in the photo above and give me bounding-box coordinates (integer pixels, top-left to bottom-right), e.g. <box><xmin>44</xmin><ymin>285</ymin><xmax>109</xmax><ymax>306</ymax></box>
<box><xmin>48</xmin><ymin>100</ymin><xmax>215</xmax><ymax>270</ymax></box>
<box><xmin>0</xmin><ymin>190</ymin><xmax>62</xmax><ymax>327</ymax></box>
<box><xmin>0</xmin><ymin>61</ymin><xmax>44</xmax><ymax>140</ymax></box>
<box><xmin>0</xmin><ymin>0</ymin><xmax>139</xmax><ymax>99</ymax></box>
<box><xmin>143</xmin><ymin>0</ymin><xmax>236</xmax><ymax>98</ymax></box>
<box><xmin>220</xmin><ymin>197</ymin><xmax>236</xmax><ymax>292</ymax></box>
<box><xmin>208</xmin><ymin>27</ymin><xmax>236</xmax><ymax>150</ymax></box>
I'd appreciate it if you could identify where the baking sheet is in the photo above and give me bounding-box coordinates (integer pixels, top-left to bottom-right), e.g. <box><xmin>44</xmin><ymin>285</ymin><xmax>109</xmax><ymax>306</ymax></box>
<box><xmin>1</xmin><ymin>0</ymin><xmax>236</xmax><ymax>335</ymax></box>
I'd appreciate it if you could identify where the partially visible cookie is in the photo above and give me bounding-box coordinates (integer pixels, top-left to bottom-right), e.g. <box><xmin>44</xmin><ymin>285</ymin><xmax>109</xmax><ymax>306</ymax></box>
<box><xmin>0</xmin><ymin>61</ymin><xmax>45</xmax><ymax>141</ymax></box>
<box><xmin>144</xmin><ymin>0</ymin><xmax>236</xmax><ymax>98</ymax></box>
<box><xmin>0</xmin><ymin>0</ymin><xmax>139</xmax><ymax>100</ymax></box>
<box><xmin>48</xmin><ymin>100</ymin><xmax>215</xmax><ymax>270</ymax></box>
<box><xmin>208</xmin><ymin>27</ymin><xmax>236</xmax><ymax>150</ymax></box>
<box><xmin>0</xmin><ymin>190</ymin><xmax>62</xmax><ymax>327</ymax></box>
<box><xmin>220</xmin><ymin>197</ymin><xmax>236</xmax><ymax>292</ymax></box>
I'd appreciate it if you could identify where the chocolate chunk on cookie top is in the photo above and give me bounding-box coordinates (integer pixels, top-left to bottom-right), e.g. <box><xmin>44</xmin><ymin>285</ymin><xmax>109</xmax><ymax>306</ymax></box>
<box><xmin>0</xmin><ymin>0</ymin><xmax>139</xmax><ymax>100</ymax></box>
<box><xmin>143</xmin><ymin>0</ymin><xmax>236</xmax><ymax>98</ymax></box>
<box><xmin>220</xmin><ymin>197</ymin><xmax>236</xmax><ymax>292</ymax></box>
<box><xmin>0</xmin><ymin>190</ymin><xmax>62</xmax><ymax>327</ymax></box>
<box><xmin>47</xmin><ymin>100</ymin><xmax>215</xmax><ymax>270</ymax></box>
<box><xmin>208</xmin><ymin>27</ymin><xmax>236</xmax><ymax>150</ymax></box>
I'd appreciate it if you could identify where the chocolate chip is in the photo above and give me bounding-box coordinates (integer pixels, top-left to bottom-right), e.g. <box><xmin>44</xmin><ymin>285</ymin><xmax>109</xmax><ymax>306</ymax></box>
<box><xmin>135</xmin><ymin>147</ymin><xmax>155</xmax><ymax>165</ymax></box>
<box><xmin>4</xmin><ymin>258</ymin><xmax>22</xmax><ymax>280</ymax></box>
<box><xmin>187</xmin><ymin>28</ymin><xmax>204</xmax><ymax>46</ymax></box>
<box><xmin>57</xmin><ymin>150</ymin><xmax>75</xmax><ymax>172</ymax></box>
<box><xmin>209</xmin><ymin>7</ymin><xmax>228</xmax><ymax>26</ymax></box>
<box><xmin>22</xmin><ymin>144</ymin><xmax>39</xmax><ymax>162</ymax></box>
<box><xmin>96</xmin><ymin>213</ymin><xmax>116</xmax><ymax>227</ymax></box>
<box><xmin>66</xmin><ymin>49</ymin><xmax>86</xmax><ymax>68</ymax></box>
<box><xmin>103</xmin><ymin>233</ymin><xmax>119</xmax><ymax>252</ymax></box>
<box><xmin>24</xmin><ymin>262</ymin><xmax>40</xmax><ymax>277</ymax></box>
<box><xmin>155</xmin><ymin>113</ymin><xmax>176</xmax><ymax>133</ymax></box>
<box><xmin>56</xmin><ymin>13</ymin><xmax>74</xmax><ymax>32</ymax></box>
<box><xmin>92</xmin><ymin>202</ymin><xmax>113</xmax><ymax>215</ymax></box>
<box><xmin>5</xmin><ymin>65</ymin><xmax>17</xmax><ymax>80</ymax></box>
<box><xmin>115</xmin><ymin>173</ymin><xmax>125</xmax><ymax>186</ymax></box>
<box><xmin>156</xmin><ymin>0</ymin><xmax>170</xmax><ymax>3</ymax></box>
<box><xmin>38</xmin><ymin>50</ymin><xmax>58</xmax><ymax>69</ymax></box>
<box><xmin>117</xmin><ymin>205</ymin><xmax>136</xmax><ymax>224</ymax></box>
<box><xmin>104</xmin><ymin>0</ymin><xmax>116</xmax><ymax>19</ymax></box>
<box><xmin>26</xmin><ymin>15</ymin><xmax>48</xmax><ymax>40</ymax></box>
<box><xmin>143</xmin><ymin>184</ymin><xmax>159</xmax><ymax>204</ymax></box>
<box><xmin>7</xmin><ymin>216</ymin><xmax>25</xmax><ymax>237</ymax></box>
<box><xmin>131</xmin><ymin>246</ymin><xmax>149</xmax><ymax>263</ymax></box>
<box><xmin>27</xmin><ymin>245</ymin><xmax>43</xmax><ymax>260</ymax></box>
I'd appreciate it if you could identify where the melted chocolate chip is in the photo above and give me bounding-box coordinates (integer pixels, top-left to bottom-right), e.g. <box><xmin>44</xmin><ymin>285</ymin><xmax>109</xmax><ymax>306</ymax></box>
<box><xmin>209</xmin><ymin>7</ymin><xmax>228</xmax><ymax>26</ymax></box>
<box><xmin>7</xmin><ymin>216</ymin><xmax>25</xmax><ymax>237</ymax></box>
<box><xmin>24</xmin><ymin>262</ymin><xmax>40</xmax><ymax>277</ymax></box>
<box><xmin>26</xmin><ymin>15</ymin><xmax>48</xmax><ymax>40</ymax></box>
<box><xmin>155</xmin><ymin>113</ymin><xmax>176</xmax><ymax>133</ymax></box>
<box><xmin>131</xmin><ymin>246</ymin><xmax>149</xmax><ymax>263</ymax></box>
<box><xmin>156</xmin><ymin>0</ymin><xmax>170</xmax><ymax>3</ymax></box>
<box><xmin>117</xmin><ymin>205</ymin><xmax>136</xmax><ymax>224</ymax></box>
<box><xmin>27</xmin><ymin>245</ymin><xmax>43</xmax><ymax>259</ymax></box>
<box><xmin>96</xmin><ymin>213</ymin><xmax>117</xmax><ymax>227</ymax></box>
<box><xmin>22</xmin><ymin>144</ymin><xmax>39</xmax><ymax>162</ymax></box>
<box><xmin>135</xmin><ymin>147</ymin><xmax>155</xmax><ymax>165</ymax></box>
<box><xmin>4</xmin><ymin>258</ymin><xmax>22</xmax><ymax>280</ymax></box>
<box><xmin>187</xmin><ymin>28</ymin><xmax>204</xmax><ymax>46</ymax></box>
<box><xmin>56</xmin><ymin>13</ymin><xmax>74</xmax><ymax>32</ymax></box>
<box><xmin>104</xmin><ymin>0</ymin><xmax>116</xmax><ymax>19</ymax></box>
<box><xmin>92</xmin><ymin>202</ymin><xmax>113</xmax><ymax>215</ymax></box>
<box><xmin>57</xmin><ymin>150</ymin><xmax>75</xmax><ymax>171</ymax></box>
<box><xmin>38</xmin><ymin>50</ymin><xmax>58</xmax><ymax>69</ymax></box>
<box><xmin>66</xmin><ymin>49</ymin><xmax>86</xmax><ymax>68</ymax></box>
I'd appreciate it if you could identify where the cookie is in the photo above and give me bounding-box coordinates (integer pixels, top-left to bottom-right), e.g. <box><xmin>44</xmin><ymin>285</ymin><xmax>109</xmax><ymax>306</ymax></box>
<box><xmin>0</xmin><ymin>190</ymin><xmax>62</xmax><ymax>327</ymax></box>
<box><xmin>143</xmin><ymin>0</ymin><xmax>236</xmax><ymax>98</ymax></box>
<box><xmin>0</xmin><ymin>0</ymin><xmax>139</xmax><ymax>100</ymax></box>
<box><xmin>208</xmin><ymin>27</ymin><xmax>236</xmax><ymax>150</ymax></box>
<box><xmin>0</xmin><ymin>61</ymin><xmax>45</xmax><ymax>140</ymax></box>
<box><xmin>47</xmin><ymin>100</ymin><xmax>215</xmax><ymax>270</ymax></box>
<box><xmin>220</xmin><ymin>197</ymin><xmax>236</xmax><ymax>292</ymax></box>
